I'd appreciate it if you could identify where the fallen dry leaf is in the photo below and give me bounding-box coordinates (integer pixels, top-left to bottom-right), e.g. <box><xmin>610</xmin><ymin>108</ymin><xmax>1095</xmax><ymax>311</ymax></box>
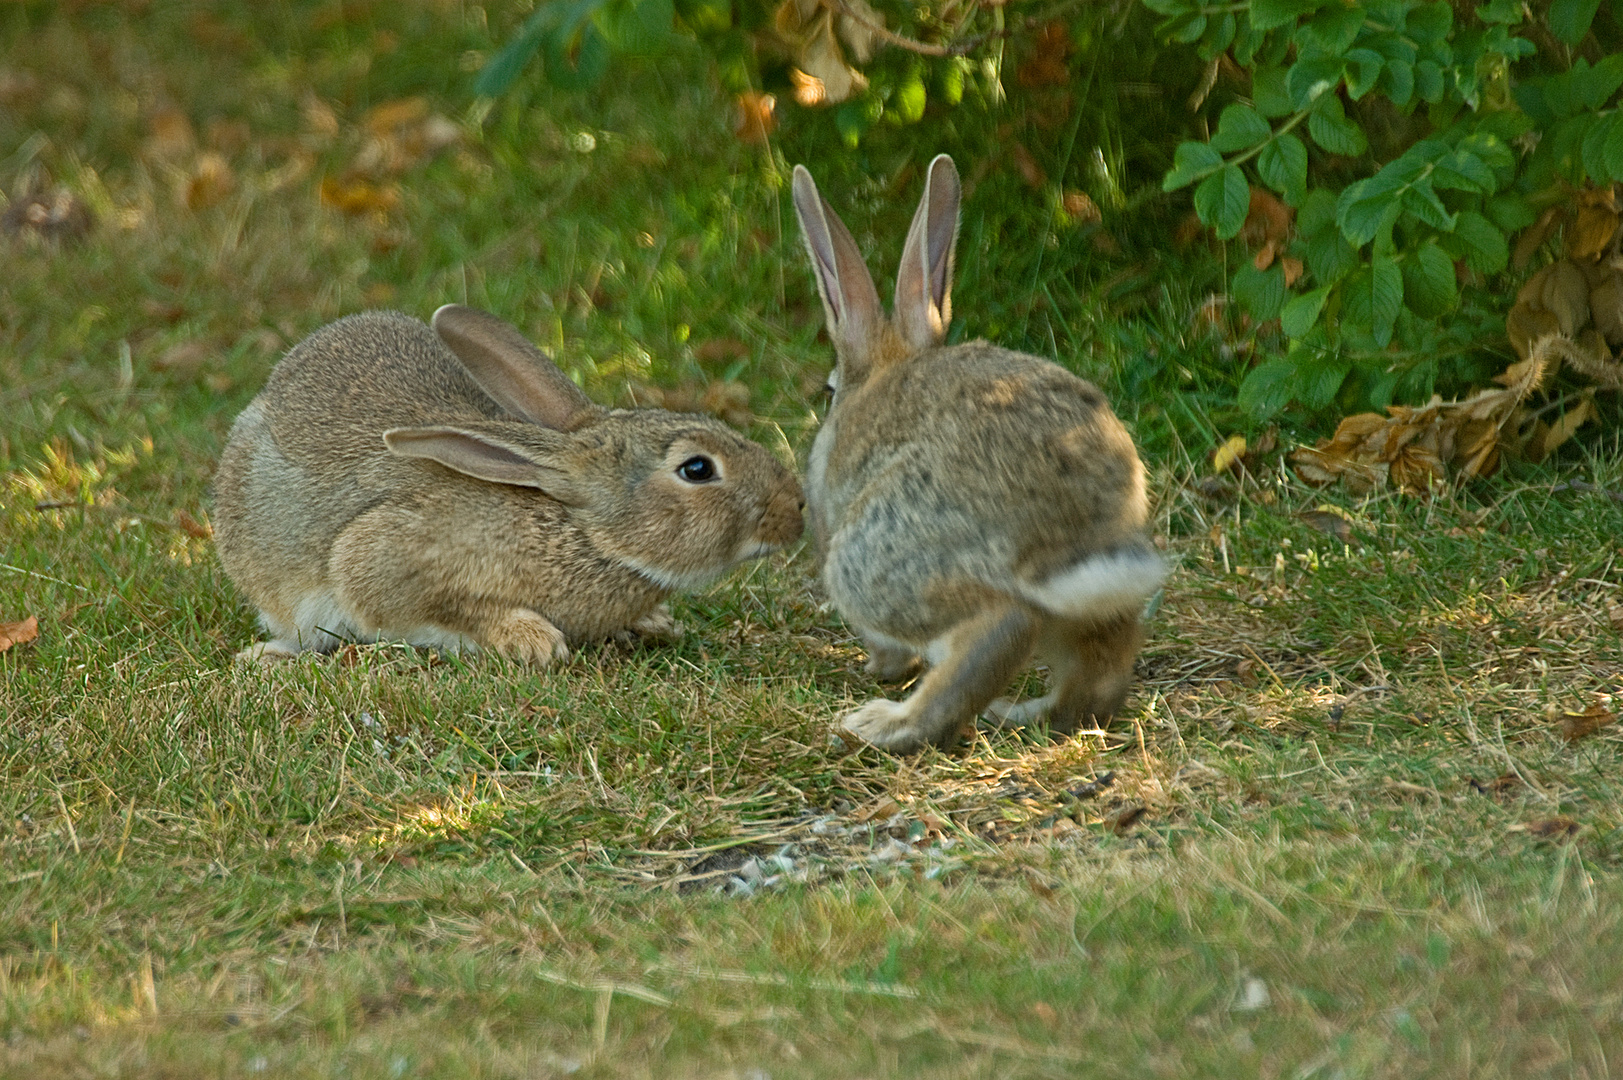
<box><xmin>1560</xmin><ymin>701</ymin><xmax>1617</xmax><ymax>743</ymax></box>
<box><xmin>319</xmin><ymin>175</ymin><xmax>400</xmax><ymax>216</ymax></box>
<box><xmin>1522</xmin><ymin>817</ymin><xmax>1580</xmax><ymax>841</ymax></box>
<box><xmin>0</xmin><ymin>615</ymin><xmax>40</xmax><ymax>653</ymax></box>
<box><xmin>174</xmin><ymin>509</ymin><xmax>212</xmax><ymax>539</ymax></box>
<box><xmin>1062</xmin><ymin>190</ymin><xmax>1101</xmax><ymax>225</ymax></box>
<box><xmin>1298</xmin><ymin>508</ymin><xmax>1352</xmax><ymax>544</ymax></box>
<box><xmin>1211</xmin><ymin>433</ymin><xmax>1247</xmax><ymax>474</ymax></box>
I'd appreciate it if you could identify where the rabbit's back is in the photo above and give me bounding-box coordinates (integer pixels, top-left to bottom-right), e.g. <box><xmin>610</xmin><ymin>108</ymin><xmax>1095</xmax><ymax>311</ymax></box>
<box><xmin>821</xmin><ymin>342</ymin><xmax>1148</xmax><ymax>573</ymax></box>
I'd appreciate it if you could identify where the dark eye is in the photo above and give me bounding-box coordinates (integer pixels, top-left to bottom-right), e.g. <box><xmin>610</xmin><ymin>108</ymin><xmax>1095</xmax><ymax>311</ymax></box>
<box><xmin>677</xmin><ymin>455</ymin><xmax>717</xmax><ymax>483</ymax></box>
<box><xmin>822</xmin><ymin>382</ymin><xmax>835</xmax><ymax>401</ymax></box>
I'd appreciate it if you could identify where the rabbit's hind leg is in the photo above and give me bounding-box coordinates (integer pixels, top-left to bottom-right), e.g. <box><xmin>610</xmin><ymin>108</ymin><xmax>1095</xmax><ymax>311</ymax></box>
<box><xmin>1043</xmin><ymin>614</ymin><xmax>1143</xmax><ymax>735</ymax></box>
<box><xmin>841</xmin><ymin>599</ymin><xmax>1037</xmax><ymax>752</ymax></box>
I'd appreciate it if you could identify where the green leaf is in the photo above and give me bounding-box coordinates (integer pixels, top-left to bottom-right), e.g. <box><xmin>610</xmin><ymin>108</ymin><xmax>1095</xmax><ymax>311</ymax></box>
<box><xmin>1287</xmin><ymin>56</ymin><xmax>1346</xmax><ymax>107</ymax></box>
<box><xmin>1415</xmin><ymin>60</ymin><xmax>1445</xmax><ymax>102</ymax></box>
<box><xmin>1548</xmin><ymin>0</ymin><xmax>1602</xmax><ymax>46</ymax></box>
<box><xmin>1452</xmin><ymin>211</ymin><xmax>1508</xmax><ymax>272</ymax></box>
<box><xmin>1606</xmin><ymin>116</ymin><xmax>1623</xmax><ymax>182</ymax></box>
<box><xmin>1170</xmin><ymin>13</ymin><xmax>1209</xmax><ymax>43</ymax></box>
<box><xmin>894</xmin><ymin>71</ymin><xmax>927</xmax><ymax>124</ymax></box>
<box><xmin>1369</xmin><ymin>253</ymin><xmax>1402</xmax><ymax>347</ymax></box>
<box><xmin>1475</xmin><ymin>0</ymin><xmax>1522</xmax><ymax>25</ymax></box>
<box><xmin>1302</xmin><ymin>4</ymin><xmax>1365</xmax><ymax>52</ymax></box>
<box><xmin>1142</xmin><ymin>0</ymin><xmax>1191</xmax><ymax>14</ymax></box>
<box><xmin>476</xmin><ymin>0</ymin><xmax>605</xmax><ymax>96</ymax></box>
<box><xmin>1401</xmin><ymin>243</ymin><xmax>1458</xmax><ymax>317</ymax></box>
<box><xmin>1406</xmin><ymin>2</ymin><xmax>1452</xmax><ymax>42</ymax></box>
<box><xmin>1195</xmin><ymin>165</ymin><xmax>1251</xmax><ymax>239</ymax></box>
<box><xmin>1257</xmin><ymin>133</ymin><xmax>1308</xmax><ymax>203</ymax></box>
<box><xmin>1164</xmin><ymin>140</ymin><xmax>1224</xmax><ymax>191</ymax></box>
<box><xmin>1581</xmin><ymin>113</ymin><xmax>1619</xmax><ymax>183</ymax></box>
<box><xmin>545</xmin><ymin>21</ymin><xmax>611</xmax><ymax>88</ymax></box>
<box><xmin>1306</xmin><ymin>228</ymin><xmax>1360</xmax><ymax>284</ymax></box>
<box><xmin>1237</xmin><ymin>357</ymin><xmax>1301</xmax><ymax>417</ymax></box>
<box><xmin>1382</xmin><ymin>58</ymin><xmax>1415</xmax><ymax>107</ymax></box>
<box><xmin>1337</xmin><ymin>177</ymin><xmax>1401</xmax><ymax>246</ymax></box>
<box><xmin>1210</xmin><ymin>104</ymin><xmax>1273</xmax><ymax>152</ymax></box>
<box><xmin>1296</xmin><ymin>188</ymin><xmax>1339</xmax><ymax>236</ymax></box>
<box><xmin>1308</xmin><ymin>95</ymin><xmax>1369</xmax><ymax>156</ymax></box>
<box><xmin>1344</xmin><ymin>48</ymin><xmax>1385</xmax><ymax>100</ymax></box>
<box><xmin>1252</xmin><ymin>66</ymin><xmax>1295</xmax><ymax>118</ymax></box>
<box><xmin>595</xmin><ymin>0</ymin><xmax>673</xmax><ymax>52</ymax></box>
<box><xmin>1298</xmin><ymin>358</ymin><xmax>1350</xmax><ymax>409</ymax></box>
<box><xmin>1251</xmin><ymin>0</ymin><xmax>1324</xmax><ymax>33</ymax></box>
<box><xmin>1571</xmin><ymin>54</ymin><xmax>1623</xmax><ymax>110</ymax></box>
<box><xmin>1484</xmin><ymin>194</ymin><xmax>1536</xmax><ymax>233</ymax></box>
<box><xmin>1281</xmin><ymin>284</ymin><xmax>1332</xmax><ymax>337</ymax></box>
<box><xmin>1432</xmin><ymin>149</ymin><xmax>1495</xmax><ymax>192</ymax></box>
<box><xmin>1233</xmin><ymin>262</ymin><xmax>1287</xmax><ymax>321</ymax></box>
<box><xmin>1401</xmin><ymin>179</ymin><xmax>1456</xmax><ymax>230</ymax></box>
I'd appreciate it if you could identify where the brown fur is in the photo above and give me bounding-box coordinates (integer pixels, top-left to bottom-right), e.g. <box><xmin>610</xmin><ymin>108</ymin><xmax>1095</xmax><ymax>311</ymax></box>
<box><xmin>213</xmin><ymin>307</ymin><xmax>803</xmax><ymax>662</ymax></box>
<box><xmin>793</xmin><ymin>156</ymin><xmax>1163</xmax><ymax>752</ymax></box>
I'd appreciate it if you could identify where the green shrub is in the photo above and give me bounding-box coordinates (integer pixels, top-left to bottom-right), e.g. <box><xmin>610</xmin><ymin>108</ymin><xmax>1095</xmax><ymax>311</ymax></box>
<box><xmin>1149</xmin><ymin>0</ymin><xmax>1623</xmax><ymax>416</ymax></box>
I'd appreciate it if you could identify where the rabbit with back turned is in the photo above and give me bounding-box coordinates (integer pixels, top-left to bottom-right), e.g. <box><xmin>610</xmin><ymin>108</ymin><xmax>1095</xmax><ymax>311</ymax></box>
<box><xmin>792</xmin><ymin>154</ymin><xmax>1165</xmax><ymax>753</ymax></box>
<box><xmin>213</xmin><ymin>304</ymin><xmax>804</xmax><ymax>662</ymax></box>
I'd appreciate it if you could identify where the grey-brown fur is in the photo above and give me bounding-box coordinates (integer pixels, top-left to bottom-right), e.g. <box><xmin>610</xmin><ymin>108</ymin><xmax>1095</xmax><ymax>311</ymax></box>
<box><xmin>213</xmin><ymin>306</ymin><xmax>803</xmax><ymax>662</ymax></box>
<box><xmin>792</xmin><ymin>155</ymin><xmax>1164</xmax><ymax>752</ymax></box>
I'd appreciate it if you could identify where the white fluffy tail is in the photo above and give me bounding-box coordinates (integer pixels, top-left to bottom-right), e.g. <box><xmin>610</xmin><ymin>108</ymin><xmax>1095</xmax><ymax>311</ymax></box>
<box><xmin>1018</xmin><ymin>547</ymin><xmax>1166</xmax><ymax>621</ymax></box>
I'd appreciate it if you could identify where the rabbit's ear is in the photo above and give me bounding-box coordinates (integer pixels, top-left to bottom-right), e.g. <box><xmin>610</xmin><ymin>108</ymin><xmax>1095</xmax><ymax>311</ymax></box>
<box><xmin>383</xmin><ymin>426</ymin><xmax>587</xmax><ymax>505</ymax></box>
<box><xmin>791</xmin><ymin>165</ymin><xmax>882</xmax><ymax>363</ymax></box>
<box><xmin>432</xmin><ymin>305</ymin><xmax>596</xmax><ymax>432</ymax></box>
<box><xmin>894</xmin><ymin>154</ymin><xmax>960</xmax><ymax>350</ymax></box>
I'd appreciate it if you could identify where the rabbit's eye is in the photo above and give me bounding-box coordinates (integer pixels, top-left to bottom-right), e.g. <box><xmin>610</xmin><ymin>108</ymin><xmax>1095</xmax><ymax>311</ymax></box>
<box><xmin>677</xmin><ymin>455</ymin><xmax>717</xmax><ymax>483</ymax></box>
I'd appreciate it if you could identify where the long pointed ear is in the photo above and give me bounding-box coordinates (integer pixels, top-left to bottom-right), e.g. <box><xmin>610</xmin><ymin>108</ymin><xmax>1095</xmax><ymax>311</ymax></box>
<box><xmin>790</xmin><ymin>165</ymin><xmax>882</xmax><ymax>363</ymax></box>
<box><xmin>893</xmin><ymin>154</ymin><xmax>960</xmax><ymax>350</ymax></box>
<box><xmin>383</xmin><ymin>425</ymin><xmax>586</xmax><ymax>505</ymax></box>
<box><xmin>431</xmin><ymin>305</ymin><xmax>597</xmax><ymax>432</ymax></box>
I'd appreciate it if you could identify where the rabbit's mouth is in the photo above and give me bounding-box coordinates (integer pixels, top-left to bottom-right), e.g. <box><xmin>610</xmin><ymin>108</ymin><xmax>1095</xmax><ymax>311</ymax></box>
<box><xmin>735</xmin><ymin>538</ymin><xmax>786</xmax><ymax>562</ymax></box>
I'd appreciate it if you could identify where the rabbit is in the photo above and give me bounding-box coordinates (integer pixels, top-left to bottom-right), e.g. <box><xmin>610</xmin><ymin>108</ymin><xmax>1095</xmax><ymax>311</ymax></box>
<box><xmin>212</xmin><ymin>303</ymin><xmax>804</xmax><ymax>663</ymax></box>
<box><xmin>790</xmin><ymin>154</ymin><xmax>1165</xmax><ymax>753</ymax></box>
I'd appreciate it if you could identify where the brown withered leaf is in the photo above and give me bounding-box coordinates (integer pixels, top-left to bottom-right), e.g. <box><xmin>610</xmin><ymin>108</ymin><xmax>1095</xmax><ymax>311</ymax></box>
<box><xmin>182</xmin><ymin>151</ymin><xmax>235</xmax><ymax>210</ymax></box>
<box><xmin>1506</xmin><ymin>303</ymin><xmax>1562</xmax><ymax>361</ymax></box>
<box><xmin>692</xmin><ymin>338</ymin><xmax>750</xmax><ymax>365</ymax></box>
<box><xmin>0</xmin><ymin>615</ymin><xmax>39</xmax><ymax>653</ymax></box>
<box><xmin>735</xmin><ymin>91</ymin><xmax>777</xmax><ymax>141</ymax></box>
<box><xmin>1592</xmin><ymin>272</ymin><xmax>1623</xmax><ymax>346</ymax></box>
<box><xmin>1568</xmin><ymin>201</ymin><xmax>1620</xmax><ymax>262</ymax></box>
<box><xmin>1538</xmin><ymin>259</ymin><xmax>1592</xmax><ymax>333</ymax></box>
<box><xmin>789</xmin><ymin>67</ymin><xmax>826</xmax><ymax>106</ymax></box>
<box><xmin>145</xmin><ymin>106</ymin><xmax>196</xmax><ymax>159</ymax></box>
<box><xmin>174</xmin><ymin>509</ymin><xmax>212</xmax><ymax>539</ymax></box>
<box><xmin>1011</xmin><ymin>143</ymin><xmax>1045</xmax><ymax>188</ymax></box>
<box><xmin>1239</xmin><ymin>188</ymin><xmax>1292</xmax><ymax>253</ymax></box>
<box><xmin>1280</xmin><ymin>256</ymin><xmax>1304</xmax><ymax>287</ymax></box>
<box><xmin>1513</xmin><ymin>206</ymin><xmax>1565</xmax><ymax>269</ymax></box>
<box><xmin>364</xmin><ymin>97</ymin><xmax>429</xmax><ymax>136</ymax></box>
<box><xmin>1062</xmin><ymin>190</ymin><xmax>1101</xmax><ymax>225</ymax></box>
<box><xmin>1560</xmin><ymin>701</ymin><xmax>1617</xmax><ymax>743</ymax></box>
<box><xmin>1017</xmin><ymin>22</ymin><xmax>1071</xmax><ymax>88</ymax></box>
<box><xmin>1521</xmin><ymin>395</ymin><xmax>1595</xmax><ymax>463</ymax></box>
<box><xmin>319</xmin><ymin>175</ymin><xmax>400</xmax><ymax>216</ymax></box>
<box><xmin>1105</xmin><ymin>803</ymin><xmax>1147</xmax><ymax>834</ymax></box>
<box><xmin>1298</xmin><ymin>508</ymin><xmax>1352</xmax><ymax>544</ymax></box>
<box><xmin>1522</xmin><ymin>817</ymin><xmax>1581</xmax><ymax>841</ymax></box>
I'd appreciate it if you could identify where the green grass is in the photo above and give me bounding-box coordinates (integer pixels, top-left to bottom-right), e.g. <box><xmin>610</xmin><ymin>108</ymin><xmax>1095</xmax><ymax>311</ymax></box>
<box><xmin>4</xmin><ymin>3</ymin><xmax>1623</xmax><ymax>1076</ymax></box>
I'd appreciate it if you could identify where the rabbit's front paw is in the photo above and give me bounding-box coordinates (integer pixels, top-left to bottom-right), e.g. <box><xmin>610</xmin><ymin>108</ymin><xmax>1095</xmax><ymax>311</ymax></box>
<box><xmin>235</xmin><ymin>640</ymin><xmax>302</xmax><ymax>664</ymax></box>
<box><xmin>485</xmin><ymin>608</ymin><xmax>571</xmax><ymax>666</ymax></box>
<box><xmin>841</xmin><ymin>698</ymin><xmax>928</xmax><ymax>752</ymax></box>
